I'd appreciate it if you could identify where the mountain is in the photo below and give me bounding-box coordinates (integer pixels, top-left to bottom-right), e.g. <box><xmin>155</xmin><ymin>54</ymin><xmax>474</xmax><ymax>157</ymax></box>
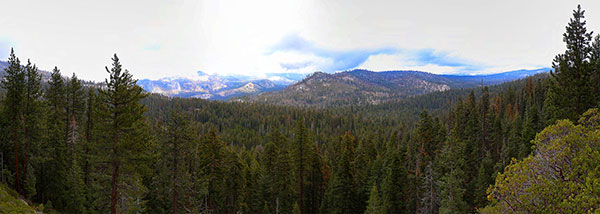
<box><xmin>137</xmin><ymin>72</ymin><xmax>306</xmax><ymax>100</ymax></box>
<box><xmin>440</xmin><ymin>68</ymin><xmax>551</xmax><ymax>87</ymax></box>
<box><xmin>242</xmin><ymin>68</ymin><xmax>549</xmax><ymax>107</ymax></box>
<box><xmin>0</xmin><ymin>61</ymin><xmax>8</xmax><ymax>73</ymax></box>
<box><xmin>0</xmin><ymin>61</ymin><xmax>55</xmax><ymax>83</ymax></box>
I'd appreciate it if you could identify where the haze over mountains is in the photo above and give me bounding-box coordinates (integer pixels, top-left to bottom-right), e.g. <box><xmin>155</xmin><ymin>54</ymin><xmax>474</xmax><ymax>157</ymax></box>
<box><xmin>243</xmin><ymin>68</ymin><xmax>549</xmax><ymax>106</ymax></box>
<box><xmin>137</xmin><ymin>71</ymin><xmax>306</xmax><ymax>100</ymax></box>
<box><xmin>137</xmin><ymin>67</ymin><xmax>549</xmax><ymax>104</ymax></box>
<box><xmin>1</xmin><ymin>60</ymin><xmax>549</xmax><ymax>103</ymax></box>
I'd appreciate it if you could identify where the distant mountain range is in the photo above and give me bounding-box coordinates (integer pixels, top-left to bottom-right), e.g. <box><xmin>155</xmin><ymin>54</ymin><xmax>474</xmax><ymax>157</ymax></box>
<box><xmin>137</xmin><ymin>71</ymin><xmax>307</xmax><ymax>100</ymax></box>
<box><xmin>0</xmin><ymin>61</ymin><xmax>54</xmax><ymax>83</ymax></box>
<box><xmin>1</xmin><ymin>60</ymin><xmax>550</xmax><ymax>104</ymax></box>
<box><xmin>242</xmin><ymin>68</ymin><xmax>550</xmax><ymax>106</ymax></box>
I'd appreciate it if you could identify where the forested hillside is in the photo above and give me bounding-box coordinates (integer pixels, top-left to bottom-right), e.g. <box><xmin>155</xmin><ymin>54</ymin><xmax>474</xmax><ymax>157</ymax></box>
<box><xmin>244</xmin><ymin>68</ymin><xmax>548</xmax><ymax>107</ymax></box>
<box><xmin>0</xmin><ymin>4</ymin><xmax>599</xmax><ymax>214</ymax></box>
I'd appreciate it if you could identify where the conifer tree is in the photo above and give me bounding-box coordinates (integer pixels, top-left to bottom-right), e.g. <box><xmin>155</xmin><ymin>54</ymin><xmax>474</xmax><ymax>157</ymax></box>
<box><xmin>198</xmin><ymin>127</ymin><xmax>226</xmax><ymax>212</ymax></box>
<box><xmin>65</xmin><ymin>73</ymin><xmax>85</xmax><ymax>153</ymax></box>
<box><xmin>157</xmin><ymin>110</ymin><xmax>198</xmax><ymax>214</ymax></box>
<box><xmin>364</xmin><ymin>185</ymin><xmax>384</xmax><ymax>214</ymax></box>
<box><xmin>293</xmin><ymin>119</ymin><xmax>310</xmax><ymax>214</ymax></box>
<box><xmin>438</xmin><ymin>128</ymin><xmax>467</xmax><ymax>214</ymax></box>
<box><xmin>545</xmin><ymin>5</ymin><xmax>595</xmax><ymax>122</ymax></box>
<box><xmin>96</xmin><ymin>54</ymin><xmax>148</xmax><ymax>214</ymax></box>
<box><xmin>1</xmin><ymin>49</ymin><xmax>25</xmax><ymax>195</ymax></box>
<box><xmin>22</xmin><ymin>59</ymin><xmax>43</xmax><ymax>199</ymax></box>
<box><xmin>381</xmin><ymin>150</ymin><xmax>407</xmax><ymax>214</ymax></box>
<box><xmin>322</xmin><ymin>132</ymin><xmax>358</xmax><ymax>214</ymax></box>
<box><xmin>261</xmin><ymin>128</ymin><xmax>295</xmax><ymax>214</ymax></box>
<box><xmin>44</xmin><ymin>66</ymin><xmax>70</xmax><ymax>210</ymax></box>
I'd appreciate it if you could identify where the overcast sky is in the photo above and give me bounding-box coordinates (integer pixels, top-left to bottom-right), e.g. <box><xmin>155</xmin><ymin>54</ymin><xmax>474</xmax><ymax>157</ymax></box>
<box><xmin>1</xmin><ymin>0</ymin><xmax>600</xmax><ymax>81</ymax></box>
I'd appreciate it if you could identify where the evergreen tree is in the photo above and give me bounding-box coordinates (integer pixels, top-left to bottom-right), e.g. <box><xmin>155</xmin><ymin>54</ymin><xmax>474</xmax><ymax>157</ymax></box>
<box><xmin>591</xmin><ymin>35</ymin><xmax>600</xmax><ymax>105</ymax></box>
<box><xmin>96</xmin><ymin>54</ymin><xmax>149</xmax><ymax>214</ymax></box>
<box><xmin>473</xmin><ymin>152</ymin><xmax>493</xmax><ymax>209</ymax></box>
<box><xmin>544</xmin><ymin>5</ymin><xmax>596</xmax><ymax>122</ymax></box>
<box><xmin>44</xmin><ymin>66</ymin><xmax>69</xmax><ymax>209</ymax></box>
<box><xmin>157</xmin><ymin>110</ymin><xmax>198</xmax><ymax>214</ymax></box>
<box><xmin>198</xmin><ymin>127</ymin><xmax>226</xmax><ymax>213</ymax></box>
<box><xmin>22</xmin><ymin>59</ymin><xmax>43</xmax><ymax>199</ymax></box>
<box><xmin>418</xmin><ymin>162</ymin><xmax>439</xmax><ymax>214</ymax></box>
<box><xmin>261</xmin><ymin>128</ymin><xmax>295</xmax><ymax>214</ymax></box>
<box><xmin>438</xmin><ymin>129</ymin><xmax>467</xmax><ymax>214</ymax></box>
<box><xmin>1</xmin><ymin>48</ymin><xmax>25</xmax><ymax>195</ymax></box>
<box><xmin>364</xmin><ymin>185</ymin><xmax>384</xmax><ymax>214</ymax></box>
<box><xmin>381</xmin><ymin>150</ymin><xmax>406</xmax><ymax>214</ymax></box>
<box><xmin>65</xmin><ymin>73</ymin><xmax>85</xmax><ymax>153</ymax></box>
<box><xmin>322</xmin><ymin>132</ymin><xmax>358</xmax><ymax>214</ymax></box>
<box><xmin>292</xmin><ymin>119</ymin><xmax>311</xmax><ymax>214</ymax></box>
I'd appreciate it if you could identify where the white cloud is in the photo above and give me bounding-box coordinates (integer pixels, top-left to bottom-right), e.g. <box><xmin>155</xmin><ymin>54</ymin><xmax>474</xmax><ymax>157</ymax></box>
<box><xmin>1</xmin><ymin>0</ymin><xmax>599</xmax><ymax>81</ymax></box>
<box><xmin>358</xmin><ymin>53</ymin><xmax>464</xmax><ymax>74</ymax></box>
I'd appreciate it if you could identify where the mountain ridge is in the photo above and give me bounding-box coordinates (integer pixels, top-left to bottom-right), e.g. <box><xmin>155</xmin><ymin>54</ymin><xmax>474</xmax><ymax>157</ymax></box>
<box><xmin>242</xmin><ymin>68</ymin><xmax>549</xmax><ymax>106</ymax></box>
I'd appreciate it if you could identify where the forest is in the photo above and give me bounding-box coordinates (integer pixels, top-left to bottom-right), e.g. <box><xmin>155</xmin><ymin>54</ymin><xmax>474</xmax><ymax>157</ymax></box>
<box><xmin>1</xmin><ymin>5</ymin><xmax>600</xmax><ymax>214</ymax></box>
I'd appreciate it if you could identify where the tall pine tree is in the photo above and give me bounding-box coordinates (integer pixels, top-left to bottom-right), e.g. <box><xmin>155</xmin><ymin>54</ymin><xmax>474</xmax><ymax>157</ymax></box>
<box><xmin>544</xmin><ymin>5</ymin><xmax>596</xmax><ymax>122</ymax></box>
<box><xmin>97</xmin><ymin>54</ymin><xmax>149</xmax><ymax>214</ymax></box>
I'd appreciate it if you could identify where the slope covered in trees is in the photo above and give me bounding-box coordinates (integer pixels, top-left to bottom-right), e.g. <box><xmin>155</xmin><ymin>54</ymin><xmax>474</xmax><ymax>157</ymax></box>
<box><xmin>0</xmin><ymin>4</ymin><xmax>599</xmax><ymax>214</ymax></box>
<box><xmin>243</xmin><ymin>68</ymin><xmax>549</xmax><ymax>107</ymax></box>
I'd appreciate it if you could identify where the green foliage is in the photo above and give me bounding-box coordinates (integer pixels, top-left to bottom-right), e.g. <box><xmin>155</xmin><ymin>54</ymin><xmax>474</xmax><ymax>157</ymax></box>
<box><xmin>364</xmin><ymin>185</ymin><xmax>384</xmax><ymax>214</ymax></box>
<box><xmin>486</xmin><ymin>108</ymin><xmax>600</xmax><ymax>213</ymax></box>
<box><xmin>0</xmin><ymin>5</ymin><xmax>597</xmax><ymax>213</ymax></box>
<box><xmin>95</xmin><ymin>54</ymin><xmax>150</xmax><ymax>213</ymax></box>
<box><xmin>544</xmin><ymin>5</ymin><xmax>598</xmax><ymax>122</ymax></box>
<box><xmin>381</xmin><ymin>150</ymin><xmax>407</xmax><ymax>214</ymax></box>
<box><xmin>0</xmin><ymin>183</ymin><xmax>39</xmax><ymax>213</ymax></box>
<box><xmin>438</xmin><ymin>130</ymin><xmax>467</xmax><ymax>214</ymax></box>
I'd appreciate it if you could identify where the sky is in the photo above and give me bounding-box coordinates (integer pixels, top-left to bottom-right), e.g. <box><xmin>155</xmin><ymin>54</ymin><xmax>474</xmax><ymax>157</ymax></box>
<box><xmin>1</xmin><ymin>0</ymin><xmax>600</xmax><ymax>81</ymax></box>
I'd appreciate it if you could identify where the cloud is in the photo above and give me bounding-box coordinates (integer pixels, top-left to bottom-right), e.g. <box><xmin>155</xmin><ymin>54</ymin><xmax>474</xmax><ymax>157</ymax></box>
<box><xmin>143</xmin><ymin>43</ymin><xmax>162</xmax><ymax>51</ymax></box>
<box><xmin>267</xmin><ymin>34</ymin><xmax>396</xmax><ymax>72</ymax></box>
<box><xmin>4</xmin><ymin>0</ymin><xmax>594</xmax><ymax>80</ymax></box>
<box><xmin>267</xmin><ymin>34</ymin><xmax>487</xmax><ymax>74</ymax></box>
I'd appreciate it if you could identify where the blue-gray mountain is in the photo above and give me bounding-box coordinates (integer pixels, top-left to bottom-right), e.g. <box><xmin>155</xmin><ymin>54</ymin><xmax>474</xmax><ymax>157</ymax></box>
<box><xmin>137</xmin><ymin>71</ymin><xmax>307</xmax><ymax>100</ymax></box>
<box><xmin>0</xmin><ymin>61</ymin><xmax>549</xmax><ymax>103</ymax></box>
<box><xmin>242</xmin><ymin>68</ymin><xmax>550</xmax><ymax>106</ymax></box>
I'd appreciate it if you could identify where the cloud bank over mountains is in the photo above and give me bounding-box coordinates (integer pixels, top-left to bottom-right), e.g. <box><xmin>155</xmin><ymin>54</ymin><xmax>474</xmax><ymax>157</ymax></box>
<box><xmin>1</xmin><ymin>0</ymin><xmax>599</xmax><ymax>81</ymax></box>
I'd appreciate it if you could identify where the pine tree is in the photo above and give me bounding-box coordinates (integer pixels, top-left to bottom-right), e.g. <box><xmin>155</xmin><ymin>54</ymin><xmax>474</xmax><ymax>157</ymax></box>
<box><xmin>157</xmin><ymin>110</ymin><xmax>198</xmax><ymax>214</ymax></box>
<box><xmin>473</xmin><ymin>152</ymin><xmax>493</xmax><ymax>209</ymax></box>
<box><xmin>545</xmin><ymin>5</ymin><xmax>595</xmax><ymax>122</ymax></box>
<box><xmin>261</xmin><ymin>128</ymin><xmax>295</xmax><ymax>214</ymax></box>
<box><xmin>418</xmin><ymin>162</ymin><xmax>439</xmax><ymax>214</ymax></box>
<box><xmin>381</xmin><ymin>150</ymin><xmax>406</xmax><ymax>214</ymax></box>
<box><xmin>322</xmin><ymin>132</ymin><xmax>358</xmax><ymax>214</ymax></box>
<box><xmin>1</xmin><ymin>48</ymin><xmax>25</xmax><ymax>195</ymax></box>
<box><xmin>96</xmin><ymin>54</ymin><xmax>148</xmax><ymax>214</ymax></box>
<box><xmin>364</xmin><ymin>185</ymin><xmax>384</xmax><ymax>214</ymax></box>
<box><xmin>223</xmin><ymin>147</ymin><xmax>246</xmax><ymax>213</ymax></box>
<box><xmin>65</xmin><ymin>159</ymin><xmax>86</xmax><ymax>213</ymax></box>
<box><xmin>65</xmin><ymin>73</ymin><xmax>85</xmax><ymax>154</ymax></box>
<box><xmin>198</xmin><ymin>127</ymin><xmax>226</xmax><ymax>213</ymax></box>
<box><xmin>438</xmin><ymin>129</ymin><xmax>467</xmax><ymax>214</ymax></box>
<box><xmin>293</xmin><ymin>119</ymin><xmax>310</xmax><ymax>214</ymax></box>
<box><xmin>44</xmin><ymin>66</ymin><xmax>69</xmax><ymax>209</ymax></box>
<box><xmin>22</xmin><ymin>59</ymin><xmax>43</xmax><ymax>199</ymax></box>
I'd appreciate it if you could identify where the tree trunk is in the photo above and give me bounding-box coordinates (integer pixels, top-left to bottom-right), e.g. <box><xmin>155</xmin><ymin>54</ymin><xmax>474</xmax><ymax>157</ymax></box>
<box><xmin>111</xmin><ymin>159</ymin><xmax>119</xmax><ymax>214</ymax></box>
<box><xmin>13</xmin><ymin>115</ymin><xmax>20</xmax><ymax>195</ymax></box>
<box><xmin>299</xmin><ymin>141</ymin><xmax>304</xmax><ymax>214</ymax></box>
<box><xmin>22</xmin><ymin>118</ymin><xmax>29</xmax><ymax>198</ymax></box>
<box><xmin>84</xmin><ymin>93</ymin><xmax>93</xmax><ymax>185</ymax></box>
<box><xmin>111</xmin><ymin>129</ymin><xmax>119</xmax><ymax>214</ymax></box>
<box><xmin>173</xmin><ymin>136</ymin><xmax>179</xmax><ymax>214</ymax></box>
